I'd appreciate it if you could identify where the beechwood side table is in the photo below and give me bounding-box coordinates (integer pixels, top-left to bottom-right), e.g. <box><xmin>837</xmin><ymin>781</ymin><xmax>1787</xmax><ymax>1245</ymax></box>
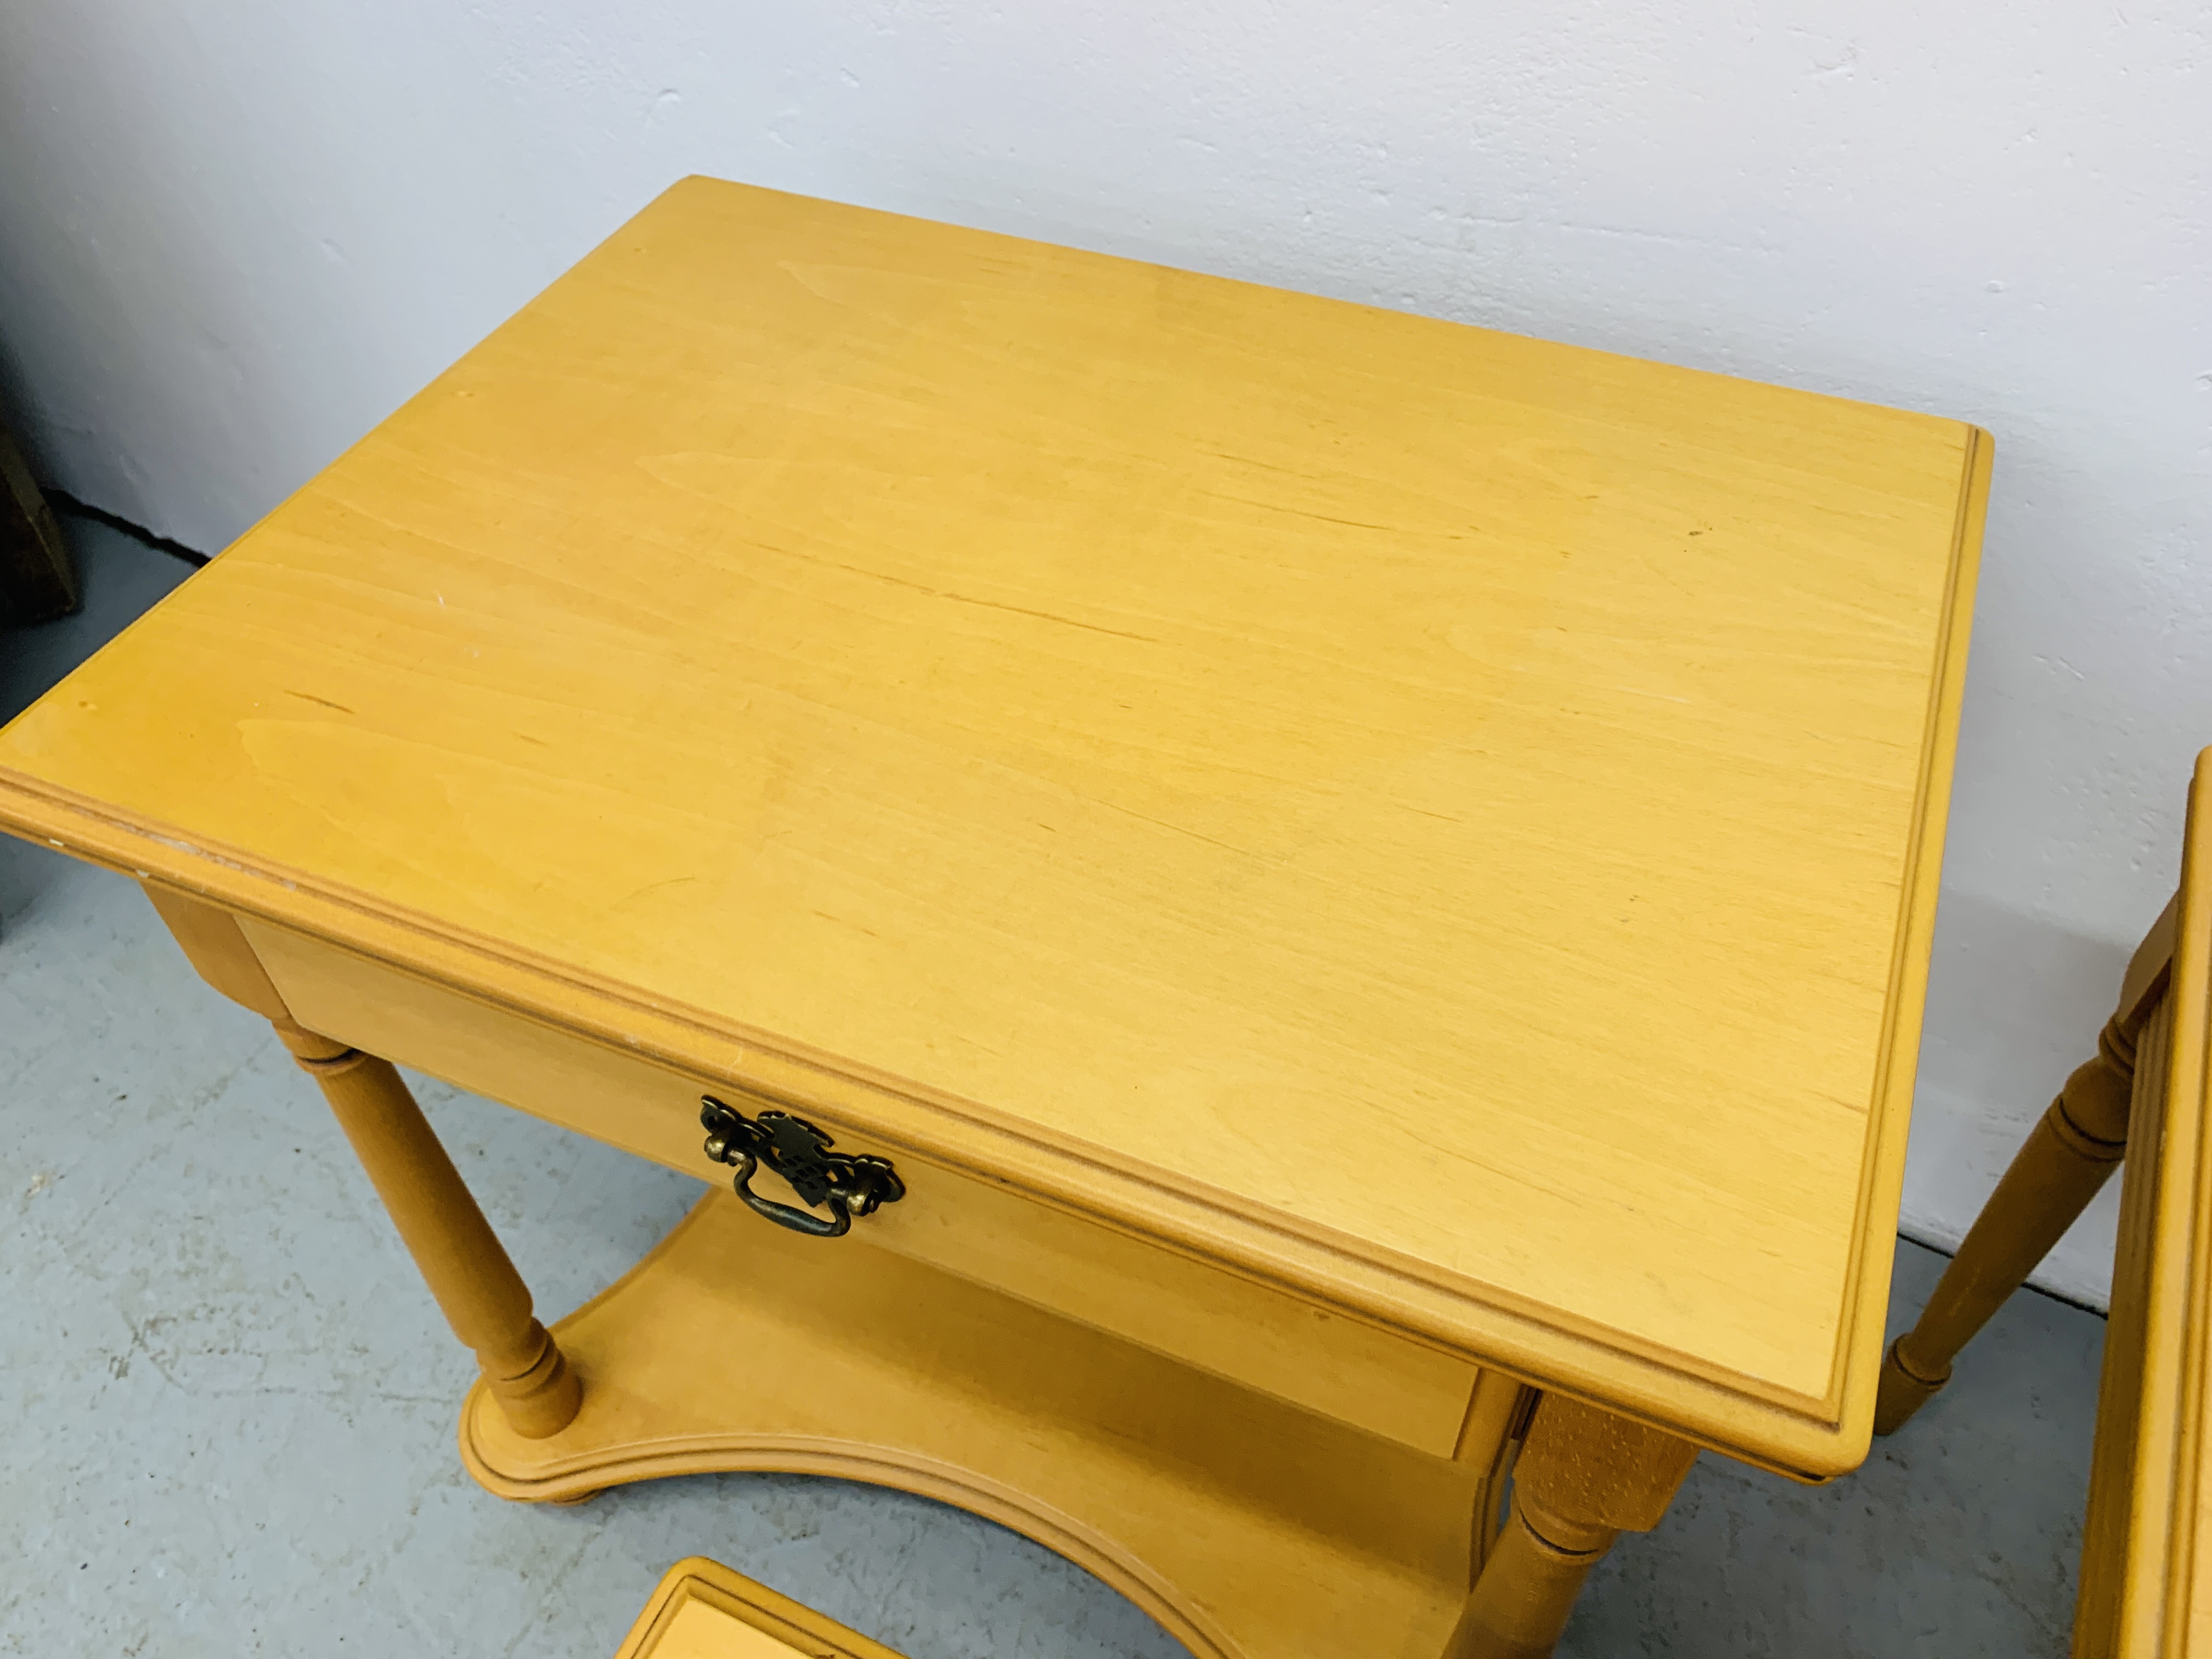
<box><xmin>0</xmin><ymin>177</ymin><xmax>1989</xmax><ymax>1659</ymax></box>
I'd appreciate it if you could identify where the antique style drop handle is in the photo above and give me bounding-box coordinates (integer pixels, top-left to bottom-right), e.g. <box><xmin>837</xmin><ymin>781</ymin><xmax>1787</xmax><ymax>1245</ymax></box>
<box><xmin>699</xmin><ymin>1096</ymin><xmax>906</xmax><ymax>1238</ymax></box>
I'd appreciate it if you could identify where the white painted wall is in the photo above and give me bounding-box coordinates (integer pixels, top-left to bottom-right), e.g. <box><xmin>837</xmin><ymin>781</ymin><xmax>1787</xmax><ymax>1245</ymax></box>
<box><xmin>3</xmin><ymin>3</ymin><xmax>2205</xmax><ymax>1305</ymax></box>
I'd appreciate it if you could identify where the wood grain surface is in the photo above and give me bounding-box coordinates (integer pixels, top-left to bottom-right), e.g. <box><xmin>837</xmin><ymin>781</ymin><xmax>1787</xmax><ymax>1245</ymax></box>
<box><xmin>0</xmin><ymin>177</ymin><xmax>1989</xmax><ymax>1471</ymax></box>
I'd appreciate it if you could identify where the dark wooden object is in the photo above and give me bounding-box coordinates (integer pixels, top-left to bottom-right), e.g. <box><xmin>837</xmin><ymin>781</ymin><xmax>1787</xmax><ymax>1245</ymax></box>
<box><xmin>0</xmin><ymin>425</ymin><xmax>78</xmax><ymax>627</ymax></box>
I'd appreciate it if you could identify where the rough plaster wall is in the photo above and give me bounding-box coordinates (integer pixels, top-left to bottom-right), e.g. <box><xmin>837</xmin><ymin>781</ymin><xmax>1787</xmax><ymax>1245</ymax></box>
<box><xmin>1</xmin><ymin>3</ymin><xmax>2205</xmax><ymax>1303</ymax></box>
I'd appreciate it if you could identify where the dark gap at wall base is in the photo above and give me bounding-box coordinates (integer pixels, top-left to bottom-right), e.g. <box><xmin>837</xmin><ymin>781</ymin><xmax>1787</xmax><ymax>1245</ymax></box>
<box><xmin>49</xmin><ymin>491</ymin><xmax>209</xmax><ymax>567</ymax></box>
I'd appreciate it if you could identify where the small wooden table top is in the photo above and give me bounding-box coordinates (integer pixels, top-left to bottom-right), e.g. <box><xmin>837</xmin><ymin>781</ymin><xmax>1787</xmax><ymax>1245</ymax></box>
<box><xmin>0</xmin><ymin>177</ymin><xmax>1985</xmax><ymax>1481</ymax></box>
<box><xmin>611</xmin><ymin>1557</ymin><xmax>906</xmax><ymax>1659</ymax></box>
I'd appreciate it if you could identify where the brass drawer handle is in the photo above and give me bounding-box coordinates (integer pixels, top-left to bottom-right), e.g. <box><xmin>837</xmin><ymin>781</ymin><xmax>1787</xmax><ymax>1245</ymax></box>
<box><xmin>699</xmin><ymin>1096</ymin><xmax>906</xmax><ymax>1238</ymax></box>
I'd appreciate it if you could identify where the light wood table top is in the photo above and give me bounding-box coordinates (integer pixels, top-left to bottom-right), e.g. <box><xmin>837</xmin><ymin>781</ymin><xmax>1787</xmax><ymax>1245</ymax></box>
<box><xmin>0</xmin><ymin>176</ymin><xmax>1988</xmax><ymax>1475</ymax></box>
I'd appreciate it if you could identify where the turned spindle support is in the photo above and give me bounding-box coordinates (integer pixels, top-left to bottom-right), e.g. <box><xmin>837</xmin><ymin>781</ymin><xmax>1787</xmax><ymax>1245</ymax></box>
<box><xmin>272</xmin><ymin>1018</ymin><xmax>582</xmax><ymax>1438</ymax></box>
<box><xmin>1874</xmin><ymin>892</ymin><xmax>2179</xmax><ymax>1437</ymax></box>
<box><xmin>1445</xmin><ymin>1392</ymin><xmax>1699</xmax><ymax>1659</ymax></box>
<box><xmin>142</xmin><ymin>884</ymin><xmax>585</xmax><ymax>1444</ymax></box>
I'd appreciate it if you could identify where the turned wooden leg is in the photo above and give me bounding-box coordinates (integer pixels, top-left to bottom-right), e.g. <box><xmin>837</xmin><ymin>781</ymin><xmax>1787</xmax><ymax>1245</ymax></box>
<box><xmin>1874</xmin><ymin>891</ymin><xmax>2180</xmax><ymax>1437</ymax></box>
<box><xmin>273</xmin><ymin>1019</ymin><xmax>583</xmax><ymax>1438</ymax></box>
<box><xmin>1872</xmin><ymin>1019</ymin><xmax>2132</xmax><ymax>1434</ymax></box>
<box><xmin>1445</xmin><ymin>1393</ymin><xmax>1699</xmax><ymax>1659</ymax></box>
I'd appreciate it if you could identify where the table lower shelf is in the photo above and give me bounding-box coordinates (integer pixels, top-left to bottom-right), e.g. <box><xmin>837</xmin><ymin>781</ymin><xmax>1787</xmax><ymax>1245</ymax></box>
<box><xmin>461</xmin><ymin>1192</ymin><xmax>1480</xmax><ymax>1659</ymax></box>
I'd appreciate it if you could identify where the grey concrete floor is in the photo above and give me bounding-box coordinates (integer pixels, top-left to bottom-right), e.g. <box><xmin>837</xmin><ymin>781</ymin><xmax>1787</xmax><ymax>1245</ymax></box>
<box><xmin>3</xmin><ymin>517</ymin><xmax>2101</xmax><ymax>1657</ymax></box>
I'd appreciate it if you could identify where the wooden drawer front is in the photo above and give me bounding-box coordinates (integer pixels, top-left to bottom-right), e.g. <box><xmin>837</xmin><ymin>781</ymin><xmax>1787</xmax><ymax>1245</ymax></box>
<box><xmin>240</xmin><ymin>920</ymin><xmax>1480</xmax><ymax>1458</ymax></box>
